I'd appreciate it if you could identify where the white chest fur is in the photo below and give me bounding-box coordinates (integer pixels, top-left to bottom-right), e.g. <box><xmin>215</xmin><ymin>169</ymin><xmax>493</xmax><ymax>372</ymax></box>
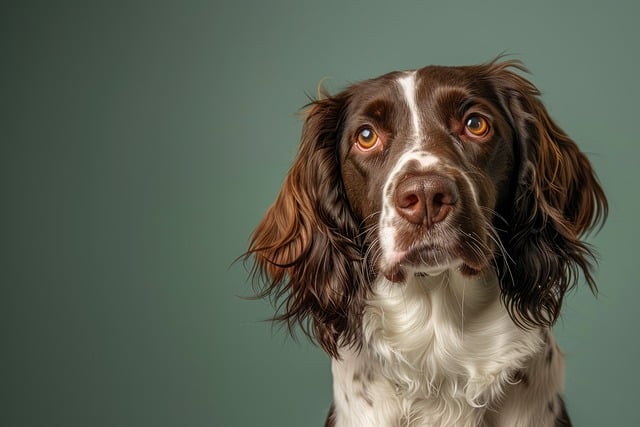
<box><xmin>331</xmin><ymin>270</ymin><xmax>547</xmax><ymax>427</ymax></box>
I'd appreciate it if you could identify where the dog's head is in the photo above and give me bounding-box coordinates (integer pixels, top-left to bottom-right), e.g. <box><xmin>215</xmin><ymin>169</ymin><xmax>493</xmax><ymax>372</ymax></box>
<box><xmin>246</xmin><ymin>60</ymin><xmax>607</xmax><ymax>356</ymax></box>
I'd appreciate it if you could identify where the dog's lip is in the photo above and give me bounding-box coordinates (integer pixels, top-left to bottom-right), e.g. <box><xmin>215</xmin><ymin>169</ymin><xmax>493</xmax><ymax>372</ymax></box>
<box><xmin>382</xmin><ymin>244</ymin><xmax>452</xmax><ymax>283</ymax></box>
<box><xmin>382</xmin><ymin>241</ymin><xmax>487</xmax><ymax>283</ymax></box>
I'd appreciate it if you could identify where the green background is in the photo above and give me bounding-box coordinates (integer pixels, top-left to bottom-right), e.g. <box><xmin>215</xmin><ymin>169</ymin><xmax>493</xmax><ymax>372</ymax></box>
<box><xmin>2</xmin><ymin>1</ymin><xmax>638</xmax><ymax>426</ymax></box>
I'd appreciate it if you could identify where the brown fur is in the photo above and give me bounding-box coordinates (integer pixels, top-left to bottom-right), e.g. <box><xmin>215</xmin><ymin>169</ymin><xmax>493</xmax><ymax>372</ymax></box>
<box><xmin>245</xmin><ymin>59</ymin><xmax>607</xmax><ymax>360</ymax></box>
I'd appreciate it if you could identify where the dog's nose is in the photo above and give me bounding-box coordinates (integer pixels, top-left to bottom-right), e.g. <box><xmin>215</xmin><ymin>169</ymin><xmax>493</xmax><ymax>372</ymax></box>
<box><xmin>394</xmin><ymin>174</ymin><xmax>458</xmax><ymax>227</ymax></box>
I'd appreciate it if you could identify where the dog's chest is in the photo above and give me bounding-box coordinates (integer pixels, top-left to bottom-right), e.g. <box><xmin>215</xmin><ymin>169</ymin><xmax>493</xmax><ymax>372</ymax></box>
<box><xmin>331</xmin><ymin>274</ymin><xmax>543</xmax><ymax>426</ymax></box>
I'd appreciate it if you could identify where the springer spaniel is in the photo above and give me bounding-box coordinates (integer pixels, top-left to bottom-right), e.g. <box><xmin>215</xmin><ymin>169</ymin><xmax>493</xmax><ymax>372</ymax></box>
<box><xmin>246</xmin><ymin>60</ymin><xmax>607</xmax><ymax>426</ymax></box>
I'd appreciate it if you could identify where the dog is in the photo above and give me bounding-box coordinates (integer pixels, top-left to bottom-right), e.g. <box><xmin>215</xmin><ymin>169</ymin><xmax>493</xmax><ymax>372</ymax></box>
<box><xmin>246</xmin><ymin>59</ymin><xmax>607</xmax><ymax>426</ymax></box>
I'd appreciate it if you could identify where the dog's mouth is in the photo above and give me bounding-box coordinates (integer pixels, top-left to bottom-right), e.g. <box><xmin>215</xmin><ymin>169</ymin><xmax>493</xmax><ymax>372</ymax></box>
<box><xmin>381</xmin><ymin>239</ymin><xmax>489</xmax><ymax>283</ymax></box>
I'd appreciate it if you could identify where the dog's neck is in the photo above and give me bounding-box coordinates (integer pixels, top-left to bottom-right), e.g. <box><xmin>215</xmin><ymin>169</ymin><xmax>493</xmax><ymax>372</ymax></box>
<box><xmin>362</xmin><ymin>268</ymin><xmax>541</xmax><ymax>390</ymax></box>
<box><xmin>330</xmin><ymin>268</ymin><xmax>553</xmax><ymax>426</ymax></box>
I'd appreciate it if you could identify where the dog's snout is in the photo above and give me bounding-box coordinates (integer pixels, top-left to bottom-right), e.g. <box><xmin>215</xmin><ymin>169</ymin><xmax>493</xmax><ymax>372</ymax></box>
<box><xmin>394</xmin><ymin>174</ymin><xmax>458</xmax><ymax>227</ymax></box>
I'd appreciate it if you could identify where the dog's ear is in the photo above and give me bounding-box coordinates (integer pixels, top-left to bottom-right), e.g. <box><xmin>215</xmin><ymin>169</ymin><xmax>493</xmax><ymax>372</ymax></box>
<box><xmin>245</xmin><ymin>91</ymin><xmax>369</xmax><ymax>357</ymax></box>
<box><xmin>488</xmin><ymin>61</ymin><xmax>608</xmax><ymax>327</ymax></box>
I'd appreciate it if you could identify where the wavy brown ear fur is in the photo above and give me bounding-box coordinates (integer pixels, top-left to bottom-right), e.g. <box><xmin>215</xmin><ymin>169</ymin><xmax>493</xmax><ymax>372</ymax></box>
<box><xmin>245</xmin><ymin>91</ymin><xmax>369</xmax><ymax>358</ymax></box>
<box><xmin>488</xmin><ymin>61</ymin><xmax>608</xmax><ymax>327</ymax></box>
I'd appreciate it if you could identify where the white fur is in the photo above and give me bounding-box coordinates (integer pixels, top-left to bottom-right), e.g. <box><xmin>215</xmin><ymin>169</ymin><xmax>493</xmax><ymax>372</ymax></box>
<box><xmin>379</xmin><ymin>150</ymin><xmax>441</xmax><ymax>267</ymax></box>
<box><xmin>398</xmin><ymin>72</ymin><xmax>423</xmax><ymax>143</ymax></box>
<box><xmin>330</xmin><ymin>269</ymin><xmax>564</xmax><ymax>426</ymax></box>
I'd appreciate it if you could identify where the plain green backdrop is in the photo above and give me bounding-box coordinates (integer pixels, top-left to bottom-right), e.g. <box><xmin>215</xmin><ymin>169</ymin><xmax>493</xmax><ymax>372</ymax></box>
<box><xmin>2</xmin><ymin>1</ymin><xmax>638</xmax><ymax>426</ymax></box>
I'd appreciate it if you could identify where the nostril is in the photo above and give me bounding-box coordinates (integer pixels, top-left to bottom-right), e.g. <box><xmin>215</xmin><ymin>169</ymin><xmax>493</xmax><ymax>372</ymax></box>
<box><xmin>432</xmin><ymin>192</ymin><xmax>445</xmax><ymax>207</ymax></box>
<box><xmin>430</xmin><ymin>194</ymin><xmax>453</xmax><ymax>224</ymax></box>
<box><xmin>394</xmin><ymin>183</ymin><xmax>426</xmax><ymax>225</ymax></box>
<box><xmin>431</xmin><ymin>190</ymin><xmax>456</xmax><ymax>210</ymax></box>
<box><xmin>398</xmin><ymin>193</ymin><xmax>420</xmax><ymax>209</ymax></box>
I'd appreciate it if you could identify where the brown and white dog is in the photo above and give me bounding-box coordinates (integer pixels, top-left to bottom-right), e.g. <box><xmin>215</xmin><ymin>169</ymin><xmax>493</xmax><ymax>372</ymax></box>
<box><xmin>246</xmin><ymin>60</ymin><xmax>607</xmax><ymax>426</ymax></box>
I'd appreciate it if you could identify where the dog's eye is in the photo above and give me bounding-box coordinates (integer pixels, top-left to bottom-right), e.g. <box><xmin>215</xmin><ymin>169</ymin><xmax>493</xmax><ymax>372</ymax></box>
<box><xmin>356</xmin><ymin>127</ymin><xmax>380</xmax><ymax>150</ymax></box>
<box><xmin>464</xmin><ymin>115</ymin><xmax>490</xmax><ymax>137</ymax></box>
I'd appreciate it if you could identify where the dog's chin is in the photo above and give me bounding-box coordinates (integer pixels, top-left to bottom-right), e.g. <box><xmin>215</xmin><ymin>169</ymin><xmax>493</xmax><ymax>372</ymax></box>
<box><xmin>381</xmin><ymin>244</ymin><xmax>488</xmax><ymax>283</ymax></box>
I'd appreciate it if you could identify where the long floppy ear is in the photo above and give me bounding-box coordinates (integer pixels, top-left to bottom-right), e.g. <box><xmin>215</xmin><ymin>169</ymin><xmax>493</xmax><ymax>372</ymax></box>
<box><xmin>489</xmin><ymin>61</ymin><xmax>608</xmax><ymax>327</ymax></box>
<box><xmin>245</xmin><ymin>91</ymin><xmax>369</xmax><ymax>357</ymax></box>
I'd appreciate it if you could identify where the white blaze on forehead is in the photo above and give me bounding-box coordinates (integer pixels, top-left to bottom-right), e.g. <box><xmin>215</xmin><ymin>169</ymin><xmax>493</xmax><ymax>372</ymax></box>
<box><xmin>397</xmin><ymin>71</ymin><xmax>422</xmax><ymax>143</ymax></box>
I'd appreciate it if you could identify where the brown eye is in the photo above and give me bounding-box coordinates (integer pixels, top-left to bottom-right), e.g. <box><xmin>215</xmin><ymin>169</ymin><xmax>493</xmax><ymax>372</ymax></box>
<box><xmin>356</xmin><ymin>127</ymin><xmax>380</xmax><ymax>150</ymax></box>
<box><xmin>464</xmin><ymin>115</ymin><xmax>490</xmax><ymax>137</ymax></box>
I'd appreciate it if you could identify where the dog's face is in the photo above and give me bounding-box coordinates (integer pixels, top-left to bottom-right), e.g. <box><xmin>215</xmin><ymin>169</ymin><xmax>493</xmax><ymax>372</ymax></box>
<box><xmin>247</xmin><ymin>60</ymin><xmax>607</xmax><ymax>356</ymax></box>
<box><xmin>338</xmin><ymin>66</ymin><xmax>517</xmax><ymax>283</ymax></box>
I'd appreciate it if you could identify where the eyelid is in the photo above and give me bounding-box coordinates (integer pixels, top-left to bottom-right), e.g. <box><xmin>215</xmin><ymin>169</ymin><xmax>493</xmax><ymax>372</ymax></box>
<box><xmin>462</xmin><ymin>106</ymin><xmax>494</xmax><ymax>122</ymax></box>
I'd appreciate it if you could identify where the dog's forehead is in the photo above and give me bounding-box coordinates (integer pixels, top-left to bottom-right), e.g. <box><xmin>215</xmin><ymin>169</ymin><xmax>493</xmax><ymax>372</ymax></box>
<box><xmin>345</xmin><ymin>65</ymin><xmax>478</xmax><ymax>108</ymax></box>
